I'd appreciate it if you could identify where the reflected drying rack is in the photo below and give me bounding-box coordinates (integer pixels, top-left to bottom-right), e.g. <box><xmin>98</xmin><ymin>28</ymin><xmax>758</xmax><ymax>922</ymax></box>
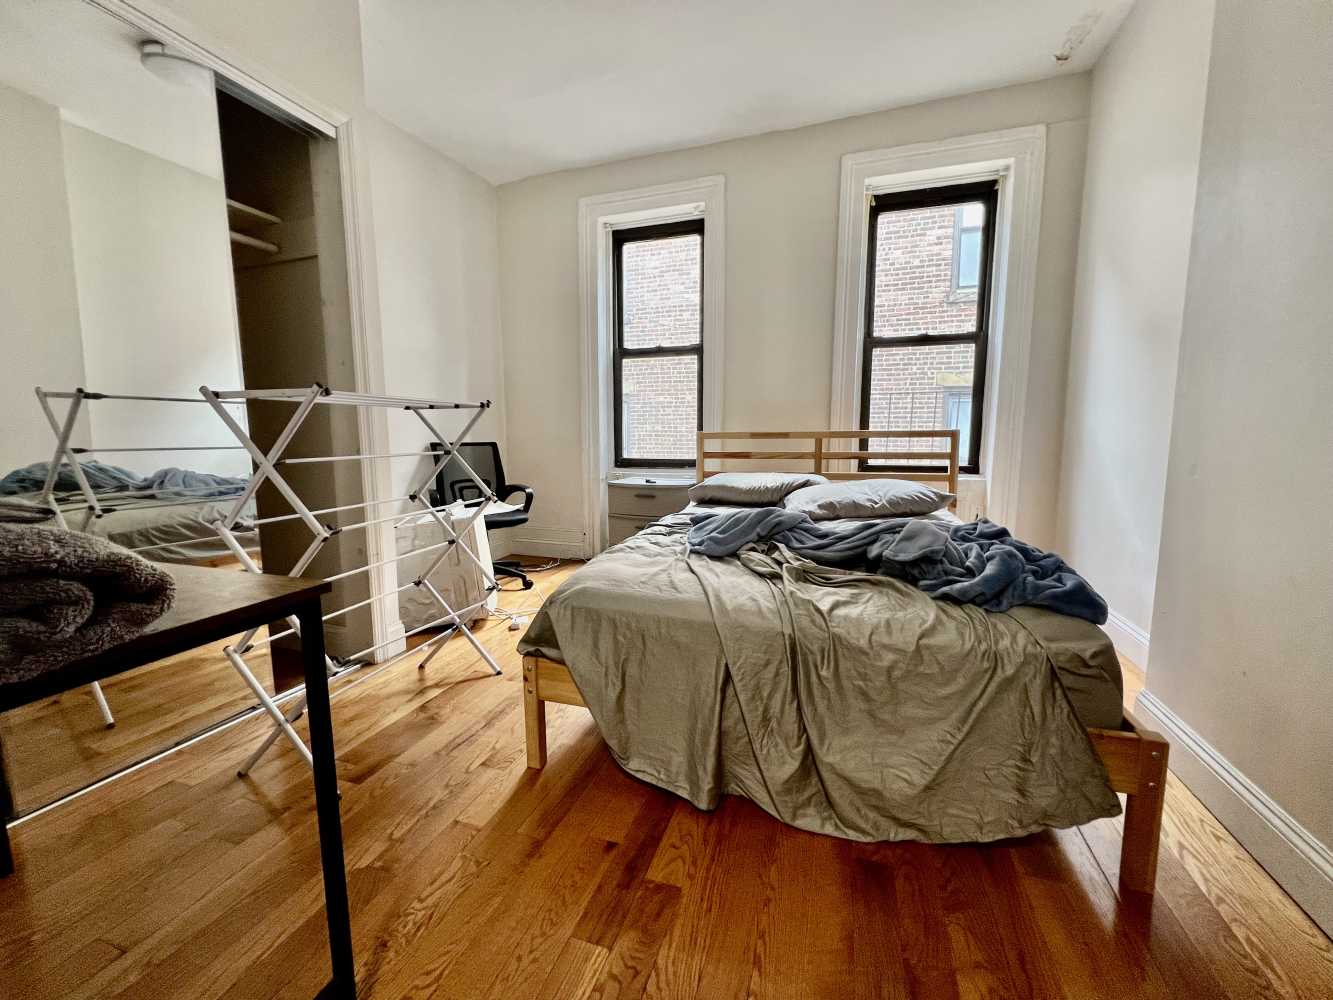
<box><xmin>33</xmin><ymin>384</ymin><xmax>506</xmax><ymax>776</ymax></box>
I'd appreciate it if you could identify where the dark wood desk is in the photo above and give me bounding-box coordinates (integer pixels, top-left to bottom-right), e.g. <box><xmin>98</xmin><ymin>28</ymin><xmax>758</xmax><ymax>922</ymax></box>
<box><xmin>0</xmin><ymin>564</ymin><xmax>355</xmax><ymax>1000</ymax></box>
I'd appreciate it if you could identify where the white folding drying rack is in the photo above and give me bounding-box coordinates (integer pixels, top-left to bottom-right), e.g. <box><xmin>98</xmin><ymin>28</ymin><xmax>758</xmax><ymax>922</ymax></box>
<box><xmin>33</xmin><ymin>387</ymin><xmax>257</xmax><ymax>729</ymax></box>
<box><xmin>200</xmin><ymin>382</ymin><xmax>506</xmax><ymax>777</ymax></box>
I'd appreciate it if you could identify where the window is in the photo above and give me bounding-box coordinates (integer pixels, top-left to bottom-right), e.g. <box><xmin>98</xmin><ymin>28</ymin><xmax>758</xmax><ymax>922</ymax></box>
<box><xmin>613</xmin><ymin>218</ymin><xmax>704</xmax><ymax>468</ymax></box>
<box><xmin>859</xmin><ymin>180</ymin><xmax>998</xmax><ymax>474</ymax></box>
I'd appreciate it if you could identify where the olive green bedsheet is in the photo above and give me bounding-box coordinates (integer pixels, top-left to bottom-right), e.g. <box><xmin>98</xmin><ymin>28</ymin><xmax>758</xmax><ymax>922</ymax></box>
<box><xmin>518</xmin><ymin>513</ymin><xmax>1122</xmax><ymax>843</ymax></box>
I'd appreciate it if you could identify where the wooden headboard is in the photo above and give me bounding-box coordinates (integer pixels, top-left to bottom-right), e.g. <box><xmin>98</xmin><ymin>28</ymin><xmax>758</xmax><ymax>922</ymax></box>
<box><xmin>696</xmin><ymin>430</ymin><xmax>960</xmax><ymax>498</ymax></box>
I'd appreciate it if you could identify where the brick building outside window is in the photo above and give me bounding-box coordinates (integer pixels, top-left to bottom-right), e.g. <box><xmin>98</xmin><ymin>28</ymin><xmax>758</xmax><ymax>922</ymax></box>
<box><xmin>861</xmin><ymin>182</ymin><xmax>998</xmax><ymax>474</ymax></box>
<box><xmin>613</xmin><ymin>219</ymin><xmax>704</xmax><ymax>467</ymax></box>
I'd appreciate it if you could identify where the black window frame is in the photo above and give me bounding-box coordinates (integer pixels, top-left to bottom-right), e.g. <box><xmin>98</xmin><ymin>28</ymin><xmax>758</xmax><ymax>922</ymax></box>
<box><xmin>612</xmin><ymin>217</ymin><xmax>705</xmax><ymax>469</ymax></box>
<box><xmin>859</xmin><ymin>180</ymin><xmax>999</xmax><ymax>476</ymax></box>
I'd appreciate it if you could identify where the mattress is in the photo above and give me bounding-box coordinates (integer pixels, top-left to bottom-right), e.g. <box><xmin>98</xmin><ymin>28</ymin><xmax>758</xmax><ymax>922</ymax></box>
<box><xmin>530</xmin><ymin>505</ymin><xmax>1123</xmax><ymax>730</ymax></box>
<box><xmin>10</xmin><ymin>491</ymin><xmax>259</xmax><ymax>565</ymax></box>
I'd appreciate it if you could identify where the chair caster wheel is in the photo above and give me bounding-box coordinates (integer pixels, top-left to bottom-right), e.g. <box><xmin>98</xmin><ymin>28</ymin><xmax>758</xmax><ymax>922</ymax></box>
<box><xmin>522</xmin><ymin>579</ymin><xmax>534</xmax><ymax>590</ymax></box>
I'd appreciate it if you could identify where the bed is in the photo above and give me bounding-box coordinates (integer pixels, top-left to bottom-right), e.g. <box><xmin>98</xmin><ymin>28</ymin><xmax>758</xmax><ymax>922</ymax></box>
<box><xmin>518</xmin><ymin>431</ymin><xmax>1169</xmax><ymax>895</ymax></box>
<box><xmin>0</xmin><ymin>462</ymin><xmax>259</xmax><ymax>565</ymax></box>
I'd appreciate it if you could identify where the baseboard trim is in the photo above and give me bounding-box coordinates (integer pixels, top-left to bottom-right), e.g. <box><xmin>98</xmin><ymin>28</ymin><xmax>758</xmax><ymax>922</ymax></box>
<box><xmin>1104</xmin><ymin>609</ymin><xmax>1150</xmax><ymax>668</ymax></box>
<box><xmin>495</xmin><ymin>525</ymin><xmax>586</xmax><ymax>561</ymax></box>
<box><xmin>1135</xmin><ymin>689</ymin><xmax>1333</xmax><ymax>934</ymax></box>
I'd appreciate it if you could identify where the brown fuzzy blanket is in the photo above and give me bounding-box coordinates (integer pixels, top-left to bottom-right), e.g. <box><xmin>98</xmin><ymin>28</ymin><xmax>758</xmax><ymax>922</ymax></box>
<box><xmin>0</xmin><ymin>525</ymin><xmax>175</xmax><ymax>685</ymax></box>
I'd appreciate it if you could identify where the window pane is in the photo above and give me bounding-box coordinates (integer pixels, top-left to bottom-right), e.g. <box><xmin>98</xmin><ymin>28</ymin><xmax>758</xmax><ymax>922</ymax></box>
<box><xmin>867</xmin><ymin>342</ymin><xmax>975</xmax><ymax>464</ymax></box>
<box><xmin>957</xmin><ymin>227</ymin><xmax>981</xmax><ymax>288</ymax></box>
<box><xmin>621</xmin><ymin>354</ymin><xmax>698</xmax><ymax>460</ymax></box>
<box><xmin>622</xmin><ymin>234</ymin><xmax>702</xmax><ymax>348</ymax></box>
<box><xmin>872</xmin><ymin>202</ymin><xmax>983</xmax><ymax>335</ymax></box>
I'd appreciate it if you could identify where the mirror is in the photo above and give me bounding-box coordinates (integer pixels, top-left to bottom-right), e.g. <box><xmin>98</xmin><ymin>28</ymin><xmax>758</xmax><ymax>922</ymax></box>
<box><xmin>0</xmin><ymin>0</ymin><xmax>355</xmax><ymax>814</ymax></box>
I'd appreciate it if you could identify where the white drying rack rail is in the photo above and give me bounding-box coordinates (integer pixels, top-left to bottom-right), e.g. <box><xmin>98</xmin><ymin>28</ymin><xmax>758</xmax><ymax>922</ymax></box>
<box><xmin>200</xmin><ymin>382</ymin><xmax>505</xmax><ymax>777</ymax></box>
<box><xmin>33</xmin><ymin>387</ymin><xmax>257</xmax><ymax>728</ymax></box>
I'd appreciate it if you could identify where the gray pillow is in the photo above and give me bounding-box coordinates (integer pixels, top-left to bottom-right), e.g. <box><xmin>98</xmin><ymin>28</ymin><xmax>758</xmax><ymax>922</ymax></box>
<box><xmin>782</xmin><ymin>478</ymin><xmax>955</xmax><ymax>520</ymax></box>
<box><xmin>688</xmin><ymin>472</ymin><xmax>829</xmax><ymax>506</ymax></box>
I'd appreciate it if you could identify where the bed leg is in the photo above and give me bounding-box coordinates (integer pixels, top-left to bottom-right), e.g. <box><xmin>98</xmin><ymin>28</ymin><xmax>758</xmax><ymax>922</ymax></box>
<box><xmin>523</xmin><ymin>657</ymin><xmax>547</xmax><ymax>769</ymax></box>
<box><xmin>1119</xmin><ymin>730</ymin><xmax>1169</xmax><ymax>894</ymax></box>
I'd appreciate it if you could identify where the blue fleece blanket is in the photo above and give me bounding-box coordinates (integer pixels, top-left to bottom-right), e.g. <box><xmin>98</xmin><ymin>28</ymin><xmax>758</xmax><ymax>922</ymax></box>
<box><xmin>0</xmin><ymin>461</ymin><xmax>247</xmax><ymax>500</ymax></box>
<box><xmin>686</xmin><ymin>508</ymin><xmax>1108</xmax><ymax>624</ymax></box>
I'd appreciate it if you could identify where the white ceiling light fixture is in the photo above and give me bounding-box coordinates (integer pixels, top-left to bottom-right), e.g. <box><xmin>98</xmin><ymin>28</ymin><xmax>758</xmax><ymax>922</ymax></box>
<box><xmin>139</xmin><ymin>40</ymin><xmax>213</xmax><ymax>92</ymax></box>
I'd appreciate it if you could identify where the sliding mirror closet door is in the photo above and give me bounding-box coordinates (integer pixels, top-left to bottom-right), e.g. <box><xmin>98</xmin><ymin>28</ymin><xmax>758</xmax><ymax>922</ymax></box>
<box><xmin>0</xmin><ymin>0</ymin><xmax>323</xmax><ymax>815</ymax></box>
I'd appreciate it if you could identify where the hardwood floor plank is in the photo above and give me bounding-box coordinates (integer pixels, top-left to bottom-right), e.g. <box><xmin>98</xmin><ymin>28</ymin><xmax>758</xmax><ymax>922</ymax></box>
<box><xmin>851</xmin><ymin>854</ymin><xmax>911</xmax><ymax>1000</ymax></box>
<box><xmin>973</xmin><ymin>844</ymin><xmax>1069</xmax><ymax>1000</ymax></box>
<box><xmin>1156</xmin><ymin>775</ymin><xmax>1333</xmax><ymax>1000</ymax></box>
<box><xmin>587</xmin><ymin>880</ymin><xmax>682</xmax><ymax>1000</ymax></box>
<box><xmin>535</xmin><ymin>937</ymin><xmax>612</xmax><ymax>1000</ymax></box>
<box><xmin>573</xmin><ymin>793</ymin><xmax>677</xmax><ymax>949</ymax></box>
<box><xmin>936</xmin><ymin>846</ymin><xmax>1027</xmax><ymax>1000</ymax></box>
<box><xmin>1082</xmin><ymin>816</ymin><xmax>1279</xmax><ymax>1000</ymax></box>
<box><xmin>889</xmin><ymin>843</ymin><xmax>963</xmax><ymax>1000</ymax></box>
<box><xmin>747</xmin><ymin>826</ymin><xmax>855</xmax><ymax>1000</ymax></box>
<box><xmin>645</xmin><ymin>796</ymin><xmax>781</xmax><ymax>1000</ymax></box>
<box><xmin>644</xmin><ymin>799</ymin><xmax>712</xmax><ymax>888</ymax></box>
<box><xmin>432</xmin><ymin>835</ymin><xmax>617</xmax><ymax>1000</ymax></box>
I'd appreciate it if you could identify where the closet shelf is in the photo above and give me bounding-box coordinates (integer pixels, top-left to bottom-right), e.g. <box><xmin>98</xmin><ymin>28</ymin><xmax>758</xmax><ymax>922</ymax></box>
<box><xmin>230</xmin><ymin>230</ymin><xmax>279</xmax><ymax>254</ymax></box>
<box><xmin>226</xmin><ymin>198</ymin><xmax>281</xmax><ymax>231</ymax></box>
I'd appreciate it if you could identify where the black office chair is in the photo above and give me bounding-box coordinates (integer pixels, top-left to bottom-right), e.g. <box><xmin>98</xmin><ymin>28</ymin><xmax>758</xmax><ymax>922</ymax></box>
<box><xmin>428</xmin><ymin>441</ymin><xmax>535</xmax><ymax>589</ymax></box>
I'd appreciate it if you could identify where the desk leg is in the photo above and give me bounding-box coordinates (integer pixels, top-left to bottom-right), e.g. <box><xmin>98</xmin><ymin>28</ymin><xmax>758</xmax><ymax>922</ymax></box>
<box><xmin>0</xmin><ymin>730</ymin><xmax>14</xmax><ymax>877</ymax></box>
<box><xmin>299</xmin><ymin>599</ymin><xmax>355</xmax><ymax>999</ymax></box>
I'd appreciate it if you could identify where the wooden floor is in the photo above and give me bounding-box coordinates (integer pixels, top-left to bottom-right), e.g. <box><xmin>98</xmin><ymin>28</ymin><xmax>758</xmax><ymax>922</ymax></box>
<box><xmin>0</xmin><ymin>632</ymin><xmax>276</xmax><ymax>814</ymax></box>
<box><xmin>3</xmin><ymin>558</ymin><xmax>1333</xmax><ymax>1000</ymax></box>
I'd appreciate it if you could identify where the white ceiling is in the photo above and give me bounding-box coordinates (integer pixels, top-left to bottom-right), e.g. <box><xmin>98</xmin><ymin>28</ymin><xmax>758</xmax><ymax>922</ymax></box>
<box><xmin>361</xmin><ymin>0</ymin><xmax>1134</xmax><ymax>185</ymax></box>
<box><xmin>0</xmin><ymin>0</ymin><xmax>223</xmax><ymax>179</ymax></box>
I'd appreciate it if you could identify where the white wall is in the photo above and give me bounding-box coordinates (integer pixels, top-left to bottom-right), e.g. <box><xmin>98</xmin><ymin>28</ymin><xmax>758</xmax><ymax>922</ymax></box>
<box><xmin>61</xmin><ymin>121</ymin><xmax>247</xmax><ymax>477</ymax></box>
<box><xmin>364</xmin><ymin>114</ymin><xmax>506</xmax><ymax>498</ymax></box>
<box><xmin>1055</xmin><ymin>0</ymin><xmax>1216</xmax><ymax>665</ymax></box>
<box><xmin>0</xmin><ymin>81</ymin><xmax>89</xmax><ymax>475</ymax></box>
<box><xmin>138</xmin><ymin>0</ymin><xmax>508</xmax><ymax>483</ymax></box>
<box><xmin>496</xmin><ymin>76</ymin><xmax>1092</xmax><ymax>557</ymax></box>
<box><xmin>1137</xmin><ymin>0</ymin><xmax>1333</xmax><ymax>933</ymax></box>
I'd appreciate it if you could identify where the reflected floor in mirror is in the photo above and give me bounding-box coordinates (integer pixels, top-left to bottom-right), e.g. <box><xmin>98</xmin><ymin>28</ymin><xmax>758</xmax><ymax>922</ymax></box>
<box><xmin>3</xmin><ymin>559</ymin><xmax>1332</xmax><ymax>1000</ymax></box>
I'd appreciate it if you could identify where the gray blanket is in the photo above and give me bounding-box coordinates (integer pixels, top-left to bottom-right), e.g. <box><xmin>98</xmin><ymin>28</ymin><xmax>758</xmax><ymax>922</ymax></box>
<box><xmin>0</xmin><ymin>461</ymin><xmax>247</xmax><ymax>500</ymax></box>
<box><xmin>519</xmin><ymin>515</ymin><xmax>1120</xmax><ymax>844</ymax></box>
<box><xmin>0</xmin><ymin>525</ymin><xmax>176</xmax><ymax>685</ymax></box>
<box><xmin>687</xmin><ymin>508</ymin><xmax>1109</xmax><ymax>624</ymax></box>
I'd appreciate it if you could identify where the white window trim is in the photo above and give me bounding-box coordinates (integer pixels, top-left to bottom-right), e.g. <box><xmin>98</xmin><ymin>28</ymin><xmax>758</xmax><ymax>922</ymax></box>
<box><xmin>830</xmin><ymin>126</ymin><xmax>1045</xmax><ymax>530</ymax></box>
<box><xmin>579</xmin><ymin>176</ymin><xmax>725</xmax><ymax>556</ymax></box>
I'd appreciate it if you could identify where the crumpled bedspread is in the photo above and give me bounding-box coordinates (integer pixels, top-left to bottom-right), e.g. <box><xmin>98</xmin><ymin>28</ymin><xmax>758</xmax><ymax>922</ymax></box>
<box><xmin>687</xmin><ymin>507</ymin><xmax>1108</xmax><ymax>624</ymax></box>
<box><xmin>0</xmin><ymin>461</ymin><xmax>247</xmax><ymax>500</ymax></box>
<box><xmin>518</xmin><ymin>515</ymin><xmax>1121</xmax><ymax>844</ymax></box>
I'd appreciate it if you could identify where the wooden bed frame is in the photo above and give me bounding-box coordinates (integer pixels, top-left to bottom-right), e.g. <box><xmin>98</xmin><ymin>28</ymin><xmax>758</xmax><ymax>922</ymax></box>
<box><xmin>521</xmin><ymin>431</ymin><xmax>1170</xmax><ymax>895</ymax></box>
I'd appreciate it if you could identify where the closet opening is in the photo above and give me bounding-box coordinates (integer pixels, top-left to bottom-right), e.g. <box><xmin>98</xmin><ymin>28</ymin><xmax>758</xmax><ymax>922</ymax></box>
<box><xmin>216</xmin><ymin>89</ymin><xmax>370</xmax><ymax>690</ymax></box>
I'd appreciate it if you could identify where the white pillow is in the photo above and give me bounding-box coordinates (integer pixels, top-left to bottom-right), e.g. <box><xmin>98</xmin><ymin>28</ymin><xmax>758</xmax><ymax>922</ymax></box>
<box><xmin>688</xmin><ymin>472</ymin><xmax>828</xmax><ymax>506</ymax></box>
<box><xmin>782</xmin><ymin>479</ymin><xmax>955</xmax><ymax>520</ymax></box>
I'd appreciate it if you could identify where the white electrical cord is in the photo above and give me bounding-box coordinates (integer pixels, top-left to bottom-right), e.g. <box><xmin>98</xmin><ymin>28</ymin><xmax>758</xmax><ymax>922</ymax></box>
<box><xmin>489</xmin><ymin>559</ymin><xmax>563</xmax><ymax>629</ymax></box>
